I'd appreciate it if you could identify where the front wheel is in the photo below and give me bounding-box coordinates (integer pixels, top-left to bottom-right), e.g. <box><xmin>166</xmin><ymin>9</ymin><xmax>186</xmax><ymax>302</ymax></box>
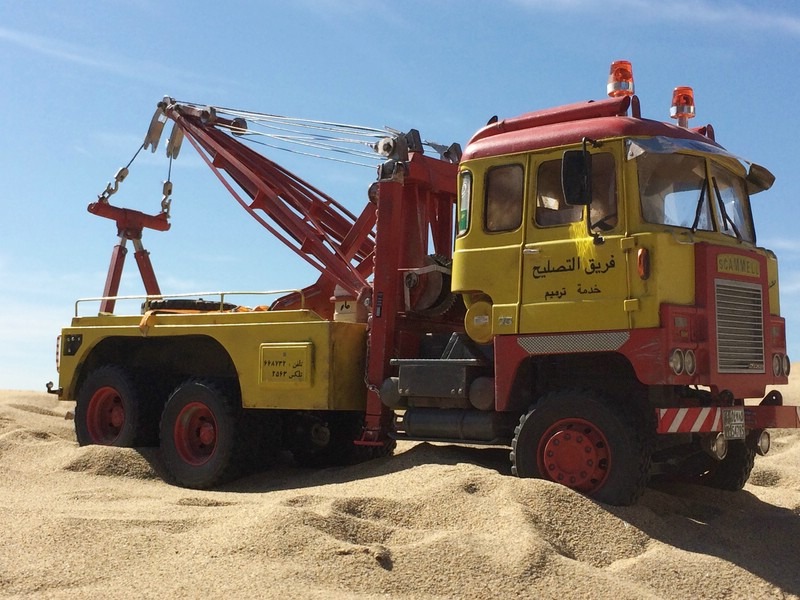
<box><xmin>159</xmin><ymin>379</ymin><xmax>243</xmax><ymax>489</ymax></box>
<box><xmin>511</xmin><ymin>390</ymin><xmax>652</xmax><ymax>506</ymax></box>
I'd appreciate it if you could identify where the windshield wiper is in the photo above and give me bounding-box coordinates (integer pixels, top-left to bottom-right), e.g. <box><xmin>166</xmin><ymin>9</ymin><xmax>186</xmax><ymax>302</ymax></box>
<box><xmin>690</xmin><ymin>177</ymin><xmax>707</xmax><ymax>233</ymax></box>
<box><xmin>712</xmin><ymin>177</ymin><xmax>742</xmax><ymax>240</ymax></box>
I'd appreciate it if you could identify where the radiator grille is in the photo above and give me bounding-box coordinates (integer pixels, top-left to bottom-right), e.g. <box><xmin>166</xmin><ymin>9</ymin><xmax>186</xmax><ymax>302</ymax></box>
<box><xmin>715</xmin><ymin>279</ymin><xmax>764</xmax><ymax>373</ymax></box>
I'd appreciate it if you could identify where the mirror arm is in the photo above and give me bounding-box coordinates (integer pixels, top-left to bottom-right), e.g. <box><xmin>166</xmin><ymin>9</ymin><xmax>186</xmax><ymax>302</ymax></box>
<box><xmin>581</xmin><ymin>138</ymin><xmax>605</xmax><ymax>244</ymax></box>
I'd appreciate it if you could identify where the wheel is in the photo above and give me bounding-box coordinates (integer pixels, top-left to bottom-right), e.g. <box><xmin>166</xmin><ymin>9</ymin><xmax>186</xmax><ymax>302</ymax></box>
<box><xmin>697</xmin><ymin>439</ymin><xmax>756</xmax><ymax>491</ymax></box>
<box><xmin>75</xmin><ymin>365</ymin><xmax>147</xmax><ymax>446</ymax></box>
<box><xmin>510</xmin><ymin>390</ymin><xmax>652</xmax><ymax>506</ymax></box>
<box><xmin>159</xmin><ymin>379</ymin><xmax>244</xmax><ymax>489</ymax></box>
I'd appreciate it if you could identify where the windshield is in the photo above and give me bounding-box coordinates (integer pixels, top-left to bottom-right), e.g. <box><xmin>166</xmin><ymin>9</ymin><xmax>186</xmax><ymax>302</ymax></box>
<box><xmin>636</xmin><ymin>151</ymin><xmax>755</xmax><ymax>243</ymax></box>
<box><xmin>710</xmin><ymin>161</ymin><xmax>755</xmax><ymax>242</ymax></box>
<box><xmin>638</xmin><ymin>153</ymin><xmax>713</xmax><ymax>231</ymax></box>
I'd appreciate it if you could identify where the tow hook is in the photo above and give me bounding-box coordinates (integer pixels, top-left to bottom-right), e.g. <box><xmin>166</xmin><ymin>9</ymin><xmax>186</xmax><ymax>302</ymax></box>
<box><xmin>45</xmin><ymin>381</ymin><xmax>62</xmax><ymax>396</ymax></box>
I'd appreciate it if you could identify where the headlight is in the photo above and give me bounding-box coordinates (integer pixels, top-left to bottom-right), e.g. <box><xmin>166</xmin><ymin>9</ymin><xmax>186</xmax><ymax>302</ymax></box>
<box><xmin>783</xmin><ymin>354</ymin><xmax>791</xmax><ymax>377</ymax></box>
<box><xmin>756</xmin><ymin>430</ymin><xmax>771</xmax><ymax>456</ymax></box>
<box><xmin>684</xmin><ymin>349</ymin><xmax>696</xmax><ymax>376</ymax></box>
<box><xmin>669</xmin><ymin>349</ymin><xmax>684</xmax><ymax>375</ymax></box>
<box><xmin>773</xmin><ymin>354</ymin><xmax>782</xmax><ymax>377</ymax></box>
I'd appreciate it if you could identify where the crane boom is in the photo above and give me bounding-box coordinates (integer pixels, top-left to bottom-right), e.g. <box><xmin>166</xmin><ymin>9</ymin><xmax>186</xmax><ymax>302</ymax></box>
<box><xmin>160</xmin><ymin>101</ymin><xmax>377</xmax><ymax>312</ymax></box>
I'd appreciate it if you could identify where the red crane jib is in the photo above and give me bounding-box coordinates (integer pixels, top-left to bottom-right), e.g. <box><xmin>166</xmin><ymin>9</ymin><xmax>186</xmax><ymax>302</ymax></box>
<box><xmin>165</xmin><ymin>106</ymin><xmax>378</xmax><ymax>316</ymax></box>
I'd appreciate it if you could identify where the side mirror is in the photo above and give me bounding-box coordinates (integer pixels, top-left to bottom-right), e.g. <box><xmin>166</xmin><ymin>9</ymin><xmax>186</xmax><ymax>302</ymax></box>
<box><xmin>562</xmin><ymin>149</ymin><xmax>592</xmax><ymax>206</ymax></box>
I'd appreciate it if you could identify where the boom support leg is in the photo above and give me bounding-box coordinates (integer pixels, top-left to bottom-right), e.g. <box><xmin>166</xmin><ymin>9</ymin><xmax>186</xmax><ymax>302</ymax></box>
<box><xmin>99</xmin><ymin>236</ymin><xmax>162</xmax><ymax>314</ymax></box>
<box><xmin>88</xmin><ymin>199</ymin><xmax>169</xmax><ymax>314</ymax></box>
<box><xmin>100</xmin><ymin>240</ymin><xmax>128</xmax><ymax>314</ymax></box>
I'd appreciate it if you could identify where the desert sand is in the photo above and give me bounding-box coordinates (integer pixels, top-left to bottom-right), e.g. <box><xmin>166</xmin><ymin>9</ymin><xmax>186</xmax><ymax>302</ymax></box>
<box><xmin>1</xmin><ymin>378</ymin><xmax>799</xmax><ymax>599</ymax></box>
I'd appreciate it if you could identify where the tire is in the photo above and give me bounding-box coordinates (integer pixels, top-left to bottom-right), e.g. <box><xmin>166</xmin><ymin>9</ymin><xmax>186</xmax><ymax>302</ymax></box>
<box><xmin>75</xmin><ymin>365</ymin><xmax>146</xmax><ymax>447</ymax></box>
<box><xmin>159</xmin><ymin>379</ymin><xmax>245</xmax><ymax>489</ymax></box>
<box><xmin>698</xmin><ymin>439</ymin><xmax>756</xmax><ymax>491</ymax></box>
<box><xmin>510</xmin><ymin>390</ymin><xmax>652</xmax><ymax>506</ymax></box>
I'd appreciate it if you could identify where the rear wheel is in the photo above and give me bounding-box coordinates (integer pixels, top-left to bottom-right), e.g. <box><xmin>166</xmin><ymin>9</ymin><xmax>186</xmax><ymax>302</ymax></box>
<box><xmin>75</xmin><ymin>365</ymin><xmax>146</xmax><ymax>446</ymax></box>
<box><xmin>511</xmin><ymin>390</ymin><xmax>652</xmax><ymax>506</ymax></box>
<box><xmin>159</xmin><ymin>379</ymin><xmax>244</xmax><ymax>489</ymax></box>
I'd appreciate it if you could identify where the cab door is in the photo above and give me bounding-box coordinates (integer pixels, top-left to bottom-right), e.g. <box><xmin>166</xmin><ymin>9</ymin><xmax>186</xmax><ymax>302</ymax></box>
<box><xmin>452</xmin><ymin>161</ymin><xmax>527</xmax><ymax>341</ymax></box>
<box><xmin>519</xmin><ymin>152</ymin><xmax>630</xmax><ymax>335</ymax></box>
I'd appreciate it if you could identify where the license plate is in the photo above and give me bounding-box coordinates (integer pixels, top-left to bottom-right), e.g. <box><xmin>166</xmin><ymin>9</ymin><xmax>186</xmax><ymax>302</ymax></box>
<box><xmin>722</xmin><ymin>407</ymin><xmax>746</xmax><ymax>440</ymax></box>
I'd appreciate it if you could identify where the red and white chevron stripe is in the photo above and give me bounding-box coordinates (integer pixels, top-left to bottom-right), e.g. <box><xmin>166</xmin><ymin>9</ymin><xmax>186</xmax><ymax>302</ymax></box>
<box><xmin>657</xmin><ymin>407</ymin><xmax>723</xmax><ymax>434</ymax></box>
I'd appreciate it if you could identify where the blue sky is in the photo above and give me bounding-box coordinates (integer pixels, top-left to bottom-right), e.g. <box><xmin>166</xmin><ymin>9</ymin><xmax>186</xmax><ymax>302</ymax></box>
<box><xmin>2</xmin><ymin>0</ymin><xmax>799</xmax><ymax>390</ymax></box>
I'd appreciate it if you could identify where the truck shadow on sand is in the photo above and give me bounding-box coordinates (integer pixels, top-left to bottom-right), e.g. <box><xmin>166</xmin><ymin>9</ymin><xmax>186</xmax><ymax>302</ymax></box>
<box><xmin>609</xmin><ymin>480</ymin><xmax>800</xmax><ymax>596</ymax></box>
<box><xmin>131</xmin><ymin>441</ymin><xmax>800</xmax><ymax>595</ymax></box>
<box><xmin>236</xmin><ymin>443</ymin><xmax>800</xmax><ymax>596</ymax></box>
<box><xmin>225</xmin><ymin>442</ymin><xmax>515</xmax><ymax>494</ymax></box>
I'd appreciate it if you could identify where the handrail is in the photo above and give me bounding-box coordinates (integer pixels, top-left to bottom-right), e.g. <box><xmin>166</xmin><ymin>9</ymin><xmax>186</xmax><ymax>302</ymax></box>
<box><xmin>74</xmin><ymin>289</ymin><xmax>305</xmax><ymax>317</ymax></box>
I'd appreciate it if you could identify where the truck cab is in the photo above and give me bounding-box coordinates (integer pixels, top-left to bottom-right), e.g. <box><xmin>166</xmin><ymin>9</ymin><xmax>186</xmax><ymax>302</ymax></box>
<box><xmin>453</xmin><ymin>91</ymin><xmax>787</xmax><ymax>402</ymax></box>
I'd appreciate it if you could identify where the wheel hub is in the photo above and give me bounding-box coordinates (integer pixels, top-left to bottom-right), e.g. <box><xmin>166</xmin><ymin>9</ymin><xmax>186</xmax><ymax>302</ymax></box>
<box><xmin>109</xmin><ymin>403</ymin><xmax>125</xmax><ymax>429</ymax></box>
<box><xmin>87</xmin><ymin>386</ymin><xmax>125</xmax><ymax>444</ymax></box>
<box><xmin>174</xmin><ymin>402</ymin><xmax>217</xmax><ymax>465</ymax></box>
<box><xmin>197</xmin><ymin>421</ymin><xmax>216</xmax><ymax>446</ymax></box>
<box><xmin>538</xmin><ymin>419</ymin><xmax>610</xmax><ymax>493</ymax></box>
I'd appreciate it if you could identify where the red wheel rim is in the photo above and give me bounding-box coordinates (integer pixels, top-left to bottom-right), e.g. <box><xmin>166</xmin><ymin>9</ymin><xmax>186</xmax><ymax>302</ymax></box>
<box><xmin>86</xmin><ymin>386</ymin><xmax>125</xmax><ymax>444</ymax></box>
<box><xmin>537</xmin><ymin>418</ymin><xmax>611</xmax><ymax>493</ymax></box>
<box><xmin>173</xmin><ymin>402</ymin><xmax>217</xmax><ymax>465</ymax></box>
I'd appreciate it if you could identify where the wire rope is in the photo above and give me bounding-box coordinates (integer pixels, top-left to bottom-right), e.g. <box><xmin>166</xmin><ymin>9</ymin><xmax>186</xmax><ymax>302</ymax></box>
<box><xmin>169</xmin><ymin>100</ymin><xmax>452</xmax><ymax>167</ymax></box>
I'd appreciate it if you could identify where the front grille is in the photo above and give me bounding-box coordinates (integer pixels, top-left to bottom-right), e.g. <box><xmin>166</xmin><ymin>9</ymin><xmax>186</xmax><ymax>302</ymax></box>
<box><xmin>715</xmin><ymin>279</ymin><xmax>764</xmax><ymax>373</ymax></box>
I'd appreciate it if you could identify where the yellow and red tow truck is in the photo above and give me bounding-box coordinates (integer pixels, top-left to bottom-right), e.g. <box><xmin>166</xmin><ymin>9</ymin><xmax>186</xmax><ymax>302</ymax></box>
<box><xmin>50</xmin><ymin>61</ymin><xmax>798</xmax><ymax>505</ymax></box>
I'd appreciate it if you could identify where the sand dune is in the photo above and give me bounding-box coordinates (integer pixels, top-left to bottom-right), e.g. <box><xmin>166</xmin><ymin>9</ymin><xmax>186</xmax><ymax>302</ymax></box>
<box><xmin>1</xmin><ymin>385</ymin><xmax>799</xmax><ymax>599</ymax></box>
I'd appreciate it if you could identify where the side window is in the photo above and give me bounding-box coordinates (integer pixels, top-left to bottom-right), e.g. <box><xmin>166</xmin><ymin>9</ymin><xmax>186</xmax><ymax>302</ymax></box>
<box><xmin>485</xmin><ymin>164</ymin><xmax>523</xmax><ymax>232</ymax></box>
<box><xmin>535</xmin><ymin>159</ymin><xmax>582</xmax><ymax>226</ymax></box>
<box><xmin>535</xmin><ymin>154</ymin><xmax>618</xmax><ymax>230</ymax></box>
<box><xmin>588</xmin><ymin>153</ymin><xmax>618</xmax><ymax>231</ymax></box>
<box><xmin>457</xmin><ymin>171</ymin><xmax>472</xmax><ymax>236</ymax></box>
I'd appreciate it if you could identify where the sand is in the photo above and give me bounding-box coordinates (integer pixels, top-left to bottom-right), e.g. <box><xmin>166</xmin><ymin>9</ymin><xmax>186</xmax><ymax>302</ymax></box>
<box><xmin>1</xmin><ymin>380</ymin><xmax>799</xmax><ymax>599</ymax></box>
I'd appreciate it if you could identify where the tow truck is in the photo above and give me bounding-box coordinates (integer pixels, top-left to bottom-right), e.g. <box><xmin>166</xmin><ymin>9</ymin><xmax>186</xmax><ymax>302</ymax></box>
<box><xmin>50</xmin><ymin>61</ymin><xmax>799</xmax><ymax>505</ymax></box>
